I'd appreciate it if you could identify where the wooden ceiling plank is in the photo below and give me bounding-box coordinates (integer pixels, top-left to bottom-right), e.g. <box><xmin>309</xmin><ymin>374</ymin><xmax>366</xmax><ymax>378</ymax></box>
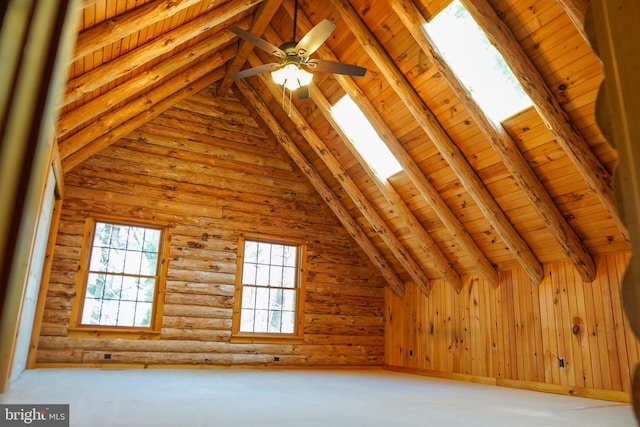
<box><xmin>460</xmin><ymin>0</ymin><xmax>629</xmax><ymax>243</ymax></box>
<box><xmin>72</xmin><ymin>0</ymin><xmax>218</xmax><ymax>63</ymax></box>
<box><xmin>330</xmin><ymin>0</ymin><xmax>544</xmax><ymax>284</ymax></box>
<box><xmin>233</xmin><ymin>79</ymin><xmax>407</xmax><ymax>297</ymax></box>
<box><xmin>59</xmin><ymin>48</ymin><xmax>233</xmax><ymax>164</ymax></box>
<box><xmin>389</xmin><ymin>0</ymin><xmax>596</xmax><ymax>282</ymax></box>
<box><xmin>216</xmin><ymin>0</ymin><xmax>283</xmax><ymax>96</ymax></box>
<box><xmin>58</xmin><ymin>29</ymin><xmax>236</xmax><ymax>139</ymax></box>
<box><xmin>555</xmin><ymin>0</ymin><xmax>589</xmax><ymax>43</ymax></box>
<box><xmin>281</xmin><ymin>0</ymin><xmax>499</xmax><ymax>288</ymax></box>
<box><xmin>63</xmin><ymin>0</ymin><xmax>261</xmax><ymax>106</ymax></box>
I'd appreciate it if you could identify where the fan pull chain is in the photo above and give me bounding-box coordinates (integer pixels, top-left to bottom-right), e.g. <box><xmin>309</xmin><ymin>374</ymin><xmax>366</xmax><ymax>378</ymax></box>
<box><xmin>288</xmin><ymin>87</ymin><xmax>293</xmax><ymax>118</ymax></box>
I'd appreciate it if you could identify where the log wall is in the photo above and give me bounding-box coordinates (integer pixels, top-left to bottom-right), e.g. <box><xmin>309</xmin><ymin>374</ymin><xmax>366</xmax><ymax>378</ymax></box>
<box><xmin>35</xmin><ymin>89</ymin><xmax>386</xmax><ymax>367</ymax></box>
<box><xmin>386</xmin><ymin>252</ymin><xmax>637</xmax><ymax>400</ymax></box>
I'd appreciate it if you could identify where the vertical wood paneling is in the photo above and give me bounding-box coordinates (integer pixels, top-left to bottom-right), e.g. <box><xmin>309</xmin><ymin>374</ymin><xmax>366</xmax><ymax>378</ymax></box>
<box><xmin>386</xmin><ymin>252</ymin><xmax>636</xmax><ymax>397</ymax></box>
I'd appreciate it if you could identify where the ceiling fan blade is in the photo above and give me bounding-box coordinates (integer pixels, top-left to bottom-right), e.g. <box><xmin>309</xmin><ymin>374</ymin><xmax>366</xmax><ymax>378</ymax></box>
<box><xmin>304</xmin><ymin>59</ymin><xmax>367</xmax><ymax>77</ymax></box>
<box><xmin>295</xmin><ymin>85</ymin><xmax>310</xmax><ymax>100</ymax></box>
<box><xmin>295</xmin><ymin>19</ymin><xmax>336</xmax><ymax>57</ymax></box>
<box><xmin>230</xmin><ymin>63</ymin><xmax>282</xmax><ymax>79</ymax></box>
<box><xmin>230</xmin><ymin>27</ymin><xmax>285</xmax><ymax>58</ymax></box>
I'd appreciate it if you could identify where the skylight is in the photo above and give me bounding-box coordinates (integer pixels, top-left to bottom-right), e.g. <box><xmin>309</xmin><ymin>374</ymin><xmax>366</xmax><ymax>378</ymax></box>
<box><xmin>425</xmin><ymin>0</ymin><xmax>532</xmax><ymax>122</ymax></box>
<box><xmin>330</xmin><ymin>95</ymin><xmax>402</xmax><ymax>179</ymax></box>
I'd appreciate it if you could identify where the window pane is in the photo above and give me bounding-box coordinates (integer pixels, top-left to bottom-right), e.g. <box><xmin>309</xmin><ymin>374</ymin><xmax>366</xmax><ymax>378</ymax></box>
<box><xmin>93</xmin><ymin>223</ymin><xmax>112</xmax><ymax>248</ymax></box>
<box><xmin>81</xmin><ymin>298</ymin><xmax>101</xmax><ymax>325</ymax></box>
<box><xmin>255</xmin><ymin>264</ymin><xmax>270</xmax><ymax>286</ymax></box>
<box><xmin>257</xmin><ymin>242</ymin><xmax>271</xmax><ymax>264</ymax></box>
<box><xmin>282</xmin><ymin>289</ymin><xmax>296</xmax><ymax>311</ymax></box>
<box><xmin>282</xmin><ymin>311</ymin><xmax>295</xmax><ymax>333</ymax></box>
<box><xmin>121</xmin><ymin>276</ymin><xmax>139</xmax><ymax>301</ymax></box>
<box><xmin>240</xmin><ymin>309</ymin><xmax>255</xmax><ymax>332</ymax></box>
<box><xmin>110</xmin><ymin>225</ymin><xmax>129</xmax><ymax>249</ymax></box>
<box><xmin>283</xmin><ymin>246</ymin><xmax>297</xmax><ymax>267</ymax></box>
<box><xmin>255</xmin><ymin>287</ymin><xmax>269</xmax><ymax>310</ymax></box>
<box><xmin>127</xmin><ymin>227</ymin><xmax>145</xmax><ymax>251</ymax></box>
<box><xmin>269</xmin><ymin>288</ymin><xmax>283</xmax><ymax>310</ymax></box>
<box><xmin>282</xmin><ymin>267</ymin><xmax>296</xmax><ymax>288</ymax></box>
<box><xmin>89</xmin><ymin>247</ymin><xmax>110</xmax><ymax>272</ymax></box>
<box><xmin>123</xmin><ymin>250</ymin><xmax>142</xmax><ymax>275</ymax></box>
<box><xmin>242</xmin><ymin>262</ymin><xmax>257</xmax><ymax>285</ymax></box>
<box><xmin>99</xmin><ymin>299</ymin><xmax>120</xmax><ymax>326</ymax></box>
<box><xmin>269</xmin><ymin>265</ymin><xmax>283</xmax><ymax>287</ymax></box>
<box><xmin>254</xmin><ymin>310</ymin><xmax>268</xmax><ymax>332</ymax></box>
<box><xmin>138</xmin><ymin>278</ymin><xmax>156</xmax><ymax>302</ymax></box>
<box><xmin>104</xmin><ymin>275</ymin><xmax>123</xmax><ymax>300</ymax></box>
<box><xmin>86</xmin><ymin>273</ymin><xmax>106</xmax><ymax>298</ymax></box>
<box><xmin>117</xmin><ymin>301</ymin><xmax>136</xmax><ymax>326</ymax></box>
<box><xmin>270</xmin><ymin>244</ymin><xmax>284</xmax><ymax>265</ymax></box>
<box><xmin>107</xmin><ymin>248</ymin><xmax>125</xmax><ymax>273</ymax></box>
<box><xmin>143</xmin><ymin>229</ymin><xmax>161</xmax><ymax>252</ymax></box>
<box><xmin>140</xmin><ymin>252</ymin><xmax>158</xmax><ymax>276</ymax></box>
<box><xmin>268</xmin><ymin>310</ymin><xmax>281</xmax><ymax>333</ymax></box>
<box><xmin>242</xmin><ymin>286</ymin><xmax>256</xmax><ymax>309</ymax></box>
<box><xmin>243</xmin><ymin>240</ymin><xmax>258</xmax><ymax>263</ymax></box>
<box><xmin>134</xmin><ymin>302</ymin><xmax>152</xmax><ymax>327</ymax></box>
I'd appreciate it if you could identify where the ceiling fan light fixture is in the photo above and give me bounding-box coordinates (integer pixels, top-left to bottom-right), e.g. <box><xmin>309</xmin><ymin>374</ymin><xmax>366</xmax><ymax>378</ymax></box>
<box><xmin>272</xmin><ymin>63</ymin><xmax>313</xmax><ymax>90</ymax></box>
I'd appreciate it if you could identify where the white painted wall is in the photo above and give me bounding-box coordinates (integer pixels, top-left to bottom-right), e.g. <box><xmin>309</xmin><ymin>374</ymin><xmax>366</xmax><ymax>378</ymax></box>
<box><xmin>10</xmin><ymin>167</ymin><xmax>56</xmax><ymax>383</ymax></box>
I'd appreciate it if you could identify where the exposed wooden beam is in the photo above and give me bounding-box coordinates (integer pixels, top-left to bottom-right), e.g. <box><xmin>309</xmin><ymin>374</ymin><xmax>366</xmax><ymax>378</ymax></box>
<box><xmin>247</xmin><ymin>52</ymin><xmax>432</xmax><ymax>296</ymax></box>
<box><xmin>281</xmin><ymin>0</ymin><xmax>499</xmax><ymax>288</ymax></box>
<box><xmin>330</xmin><ymin>0</ymin><xmax>544</xmax><ymax>284</ymax></box>
<box><xmin>311</xmin><ymin>84</ymin><xmax>463</xmax><ymax>292</ymax></box>
<box><xmin>61</xmin><ymin>62</ymin><xmax>229</xmax><ymax>172</ymax></box>
<box><xmin>63</xmin><ymin>0</ymin><xmax>260</xmax><ymax>106</ymax></box>
<box><xmin>259</xmin><ymin>24</ymin><xmax>461</xmax><ymax>291</ymax></box>
<box><xmin>71</xmin><ymin>0</ymin><xmax>219</xmax><ymax>63</ymax></box>
<box><xmin>460</xmin><ymin>0</ymin><xmax>629</xmax><ymax>243</ymax></box>
<box><xmin>217</xmin><ymin>0</ymin><xmax>283</xmax><ymax>95</ymax></box>
<box><xmin>233</xmin><ymin>79</ymin><xmax>406</xmax><ymax>297</ymax></box>
<box><xmin>57</xmin><ymin>30</ymin><xmax>236</xmax><ymax>139</ymax></box>
<box><xmin>556</xmin><ymin>0</ymin><xmax>589</xmax><ymax>42</ymax></box>
<box><xmin>389</xmin><ymin>0</ymin><xmax>596</xmax><ymax>282</ymax></box>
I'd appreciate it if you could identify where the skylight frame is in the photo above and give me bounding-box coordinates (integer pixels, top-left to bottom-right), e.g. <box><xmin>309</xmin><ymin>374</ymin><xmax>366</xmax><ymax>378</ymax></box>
<box><xmin>329</xmin><ymin>95</ymin><xmax>403</xmax><ymax>180</ymax></box>
<box><xmin>425</xmin><ymin>0</ymin><xmax>533</xmax><ymax>123</ymax></box>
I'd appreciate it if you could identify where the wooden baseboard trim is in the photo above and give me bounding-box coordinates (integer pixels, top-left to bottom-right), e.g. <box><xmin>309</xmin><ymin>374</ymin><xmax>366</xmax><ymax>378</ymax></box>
<box><xmin>384</xmin><ymin>365</ymin><xmax>631</xmax><ymax>403</ymax></box>
<box><xmin>33</xmin><ymin>362</ymin><xmax>383</xmax><ymax>371</ymax></box>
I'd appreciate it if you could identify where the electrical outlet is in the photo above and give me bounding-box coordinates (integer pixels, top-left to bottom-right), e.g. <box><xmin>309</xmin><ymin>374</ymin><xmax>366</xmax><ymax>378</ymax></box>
<box><xmin>409</xmin><ymin>349</ymin><xmax>413</xmax><ymax>357</ymax></box>
<box><xmin>273</xmin><ymin>356</ymin><xmax>280</xmax><ymax>362</ymax></box>
<box><xmin>558</xmin><ymin>356</ymin><xmax>565</xmax><ymax>368</ymax></box>
<box><xmin>103</xmin><ymin>353</ymin><xmax>112</xmax><ymax>360</ymax></box>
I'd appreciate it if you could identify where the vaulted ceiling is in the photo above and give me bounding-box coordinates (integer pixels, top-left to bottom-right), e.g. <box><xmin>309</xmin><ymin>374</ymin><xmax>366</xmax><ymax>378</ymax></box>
<box><xmin>56</xmin><ymin>0</ymin><xmax>630</xmax><ymax>297</ymax></box>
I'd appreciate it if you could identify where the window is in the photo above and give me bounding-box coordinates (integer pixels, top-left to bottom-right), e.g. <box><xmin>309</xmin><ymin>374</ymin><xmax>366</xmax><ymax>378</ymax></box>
<box><xmin>232</xmin><ymin>235</ymin><xmax>306</xmax><ymax>341</ymax></box>
<box><xmin>330</xmin><ymin>95</ymin><xmax>403</xmax><ymax>179</ymax></box>
<box><xmin>426</xmin><ymin>0</ymin><xmax>532</xmax><ymax>122</ymax></box>
<box><xmin>72</xmin><ymin>217</ymin><xmax>170</xmax><ymax>333</ymax></box>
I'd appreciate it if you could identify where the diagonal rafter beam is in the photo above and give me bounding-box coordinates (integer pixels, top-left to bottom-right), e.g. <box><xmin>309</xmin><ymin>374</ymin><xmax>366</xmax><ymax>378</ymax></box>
<box><xmin>281</xmin><ymin>0</ymin><xmax>499</xmax><ymax>288</ymax></box>
<box><xmin>63</xmin><ymin>0</ymin><xmax>262</xmax><ymax>107</ymax></box>
<box><xmin>233</xmin><ymin>79</ymin><xmax>406</xmax><ymax>297</ymax></box>
<box><xmin>247</xmin><ymin>51</ymin><xmax>432</xmax><ymax>296</ymax></box>
<box><xmin>389</xmin><ymin>0</ymin><xmax>596</xmax><ymax>282</ymax></box>
<box><xmin>57</xmin><ymin>29</ymin><xmax>238</xmax><ymax>139</ymax></box>
<box><xmin>217</xmin><ymin>0</ymin><xmax>283</xmax><ymax>96</ymax></box>
<box><xmin>60</xmin><ymin>54</ymin><xmax>231</xmax><ymax>172</ymax></box>
<box><xmin>71</xmin><ymin>0</ymin><xmax>219</xmax><ymax>63</ymax></box>
<box><xmin>330</xmin><ymin>0</ymin><xmax>544</xmax><ymax>284</ymax></box>
<box><xmin>460</xmin><ymin>0</ymin><xmax>628</xmax><ymax>243</ymax></box>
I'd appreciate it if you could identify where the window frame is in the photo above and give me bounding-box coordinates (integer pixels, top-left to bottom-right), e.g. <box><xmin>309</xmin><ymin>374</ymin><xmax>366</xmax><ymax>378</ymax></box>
<box><xmin>69</xmin><ymin>215</ymin><xmax>171</xmax><ymax>337</ymax></box>
<box><xmin>231</xmin><ymin>234</ymin><xmax>307</xmax><ymax>343</ymax></box>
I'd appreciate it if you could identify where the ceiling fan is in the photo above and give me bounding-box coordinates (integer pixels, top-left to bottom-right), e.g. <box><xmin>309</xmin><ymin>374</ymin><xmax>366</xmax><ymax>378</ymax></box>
<box><xmin>229</xmin><ymin>0</ymin><xmax>367</xmax><ymax>100</ymax></box>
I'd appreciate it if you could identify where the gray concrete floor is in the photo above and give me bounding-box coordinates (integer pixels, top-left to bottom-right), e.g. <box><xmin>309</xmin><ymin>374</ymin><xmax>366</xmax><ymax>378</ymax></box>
<box><xmin>0</xmin><ymin>368</ymin><xmax>635</xmax><ymax>426</ymax></box>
